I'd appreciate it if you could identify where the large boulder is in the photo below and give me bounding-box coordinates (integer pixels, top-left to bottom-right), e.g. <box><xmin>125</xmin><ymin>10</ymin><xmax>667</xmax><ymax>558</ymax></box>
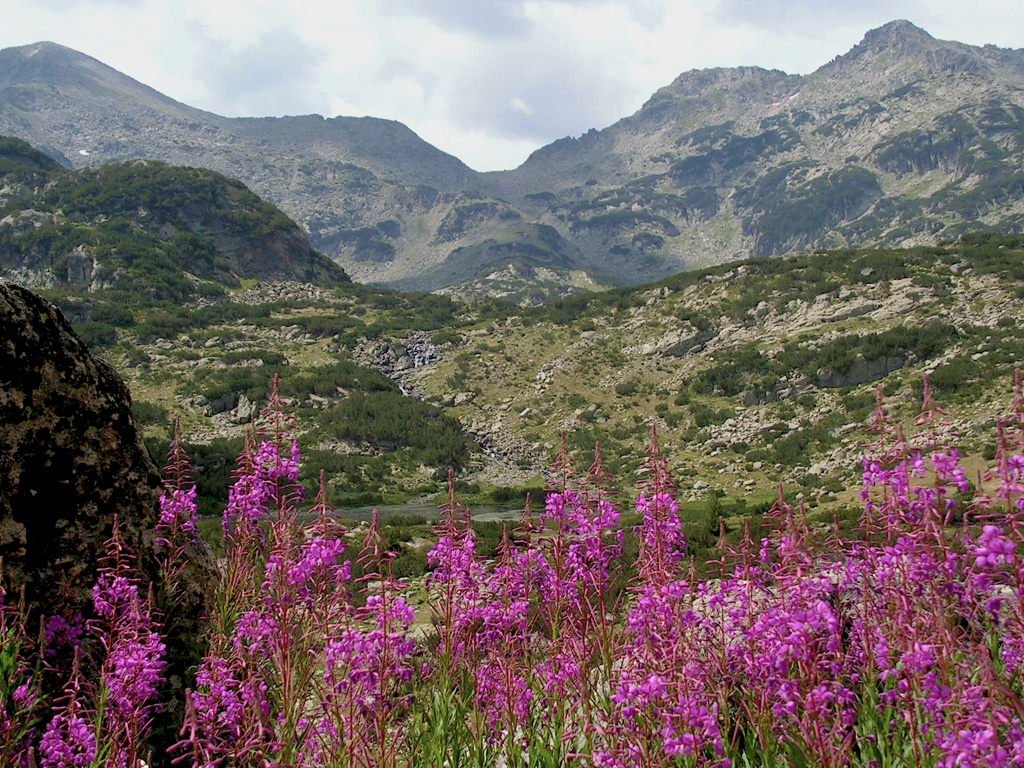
<box><xmin>0</xmin><ymin>281</ymin><xmax>166</xmax><ymax>603</ymax></box>
<box><xmin>816</xmin><ymin>353</ymin><xmax>908</xmax><ymax>389</ymax></box>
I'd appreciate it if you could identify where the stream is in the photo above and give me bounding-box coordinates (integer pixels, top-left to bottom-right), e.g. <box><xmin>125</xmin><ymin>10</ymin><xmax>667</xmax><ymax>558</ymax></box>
<box><xmin>335</xmin><ymin>502</ymin><xmax>524</xmax><ymax>523</ymax></box>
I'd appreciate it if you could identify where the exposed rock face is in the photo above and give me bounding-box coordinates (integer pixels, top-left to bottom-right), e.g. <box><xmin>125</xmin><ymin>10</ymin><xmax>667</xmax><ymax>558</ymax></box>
<box><xmin>7</xmin><ymin>23</ymin><xmax>1024</xmax><ymax>296</ymax></box>
<box><xmin>0</xmin><ymin>281</ymin><xmax>164</xmax><ymax>604</ymax></box>
<box><xmin>817</xmin><ymin>354</ymin><xmax>908</xmax><ymax>388</ymax></box>
<box><xmin>0</xmin><ymin>160</ymin><xmax>350</xmax><ymax>297</ymax></box>
<box><xmin>353</xmin><ymin>331</ymin><xmax>440</xmax><ymax>377</ymax></box>
<box><xmin>0</xmin><ymin>282</ymin><xmax>215</xmax><ymax>624</ymax></box>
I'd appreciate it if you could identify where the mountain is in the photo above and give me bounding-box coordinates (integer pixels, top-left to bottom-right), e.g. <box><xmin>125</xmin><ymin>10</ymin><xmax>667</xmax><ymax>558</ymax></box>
<box><xmin>0</xmin><ymin>41</ymin><xmax>478</xmax><ymax>190</ymax></box>
<box><xmin>0</xmin><ymin>139</ymin><xmax>480</xmax><ymax>512</ymax></box>
<box><xmin>3</xmin><ymin>23</ymin><xmax>1024</xmax><ymax>299</ymax></box>
<box><xmin>406</xmin><ymin>233</ymin><xmax>1024</xmax><ymax>508</ymax></box>
<box><xmin>0</xmin><ymin>139</ymin><xmax>349</xmax><ymax>299</ymax></box>
<box><xmin>0</xmin><ymin>42</ymin><xmax>506</xmax><ymax>290</ymax></box>
<box><xmin>487</xmin><ymin>21</ymin><xmax>1024</xmax><ymax>272</ymax></box>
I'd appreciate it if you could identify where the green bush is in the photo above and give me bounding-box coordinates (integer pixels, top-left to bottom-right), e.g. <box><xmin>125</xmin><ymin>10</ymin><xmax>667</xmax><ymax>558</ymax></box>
<box><xmin>615</xmin><ymin>380</ymin><xmax>639</xmax><ymax>397</ymax></box>
<box><xmin>131</xmin><ymin>400</ymin><xmax>169</xmax><ymax>427</ymax></box>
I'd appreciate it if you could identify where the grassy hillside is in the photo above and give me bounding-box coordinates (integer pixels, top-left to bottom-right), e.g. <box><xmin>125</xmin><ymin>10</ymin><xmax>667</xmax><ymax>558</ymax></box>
<box><xmin>57</xmin><ymin>283</ymin><xmax>481</xmax><ymax>515</ymax></box>
<box><xmin>9</xmin><ymin>26</ymin><xmax>1024</xmax><ymax>301</ymax></box>
<box><xmin>0</xmin><ymin>143</ymin><xmax>478</xmax><ymax>513</ymax></box>
<box><xmin>29</xmin><ymin>233</ymin><xmax>1024</xmax><ymax>528</ymax></box>
<box><xmin>0</xmin><ymin>152</ymin><xmax>348</xmax><ymax>304</ymax></box>
<box><xmin>410</xmin><ymin>234</ymin><xmax>1024</xmax><ymax>518</ymax></box>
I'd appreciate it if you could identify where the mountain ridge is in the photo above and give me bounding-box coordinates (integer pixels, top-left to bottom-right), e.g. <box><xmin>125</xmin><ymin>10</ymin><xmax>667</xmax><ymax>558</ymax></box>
<box><xmin>3</xmin><ymin>23</ymin><xmax>1024</xmax><ymax>299</ymax></box>
<box><xmin>0</xmin><ymin>147</ymin><xmax>349</xmax><ymax>299</ymax></box>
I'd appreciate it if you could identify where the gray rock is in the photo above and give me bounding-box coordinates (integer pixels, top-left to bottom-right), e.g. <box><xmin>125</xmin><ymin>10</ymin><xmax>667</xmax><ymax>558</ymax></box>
<box><xmin>209</xmin><ymin>391</ymin><xmax>240</xmax><ymax>415</ymax></box>
<box><xmin>232</xmin><ymin>393</ymin><xmax>259</xmax><ymax>424</ymax></box>
<box><xmin>0</xmin><ymin>282</ymin><xmax>166</xmax><ymax>605</ymax></box>
<box><xmin>179</xmin><ymin>393</ymin><xmax>213</xmax><ymax>415</ymax></box>
<box><xmin>817</xmin><ymin>354</ymin><xmax>906</xmax><ymax>388</ymax></box>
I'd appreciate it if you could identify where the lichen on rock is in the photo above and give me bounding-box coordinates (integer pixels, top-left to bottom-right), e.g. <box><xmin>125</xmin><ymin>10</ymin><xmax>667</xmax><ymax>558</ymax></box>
<box><xmin>0</xmin><ymin>281</ymin><xmax>169</xmax><ymax>605</ymax></box>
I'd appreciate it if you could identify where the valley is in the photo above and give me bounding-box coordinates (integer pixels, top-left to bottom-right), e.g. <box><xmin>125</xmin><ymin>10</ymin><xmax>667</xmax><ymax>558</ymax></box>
<box><xmin>1</xmin><ymin>132</ymin><xmax>1023</xmax><ymax>530</ymax></box>
<box><xmin>5</xmin><ymin>12</ymin><xmax>1024</xmax><ymax>767</ymax></box>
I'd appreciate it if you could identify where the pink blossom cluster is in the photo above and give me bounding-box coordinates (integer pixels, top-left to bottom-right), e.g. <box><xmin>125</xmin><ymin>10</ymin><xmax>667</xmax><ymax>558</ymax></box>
<box><xmin>175</xmin><ymin>378</ymin><xmax>416</xmax><ymax>768</ymax></box>
<box><xmin>419</xmin><ymin>391</ymin><xmax>1024</xmax><ymax>768</ymax></box>
<box><xmin>33</xmin><ymin>524</ymin><xmax>167</xmax><ymax>768</ymax></box>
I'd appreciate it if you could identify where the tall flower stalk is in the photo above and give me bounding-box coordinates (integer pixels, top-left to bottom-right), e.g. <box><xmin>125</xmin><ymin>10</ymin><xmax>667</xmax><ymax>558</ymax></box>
<box><xmin>35</xmin><ymin>521</ymin><xmax>166</xmax><ymax>768</ymax></box>
<box><xmin>177</xmin><ymin>376</ymin><xmax>418</xmax><ymax>767</ymax></box>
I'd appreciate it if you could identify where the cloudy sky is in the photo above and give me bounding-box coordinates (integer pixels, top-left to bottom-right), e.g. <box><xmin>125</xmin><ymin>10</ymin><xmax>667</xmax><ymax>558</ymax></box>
<box><xmin>6</xmin><ymin>0</ymin><xmax>1024</xmax><ymax>171</ymax></box>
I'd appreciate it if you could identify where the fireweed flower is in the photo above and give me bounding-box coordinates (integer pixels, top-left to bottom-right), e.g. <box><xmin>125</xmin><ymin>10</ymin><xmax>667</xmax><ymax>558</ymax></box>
<box><xmin>39</xmin><ymin>709</ymin><xmax>96</xmax><ymax>768</ymax></box>
<box><xmin>187</xmin><ymin>655</ymin><xmax>248</xmax><ymax>742</ymax></box>
<box><xmin>179</xmin><ymin>382</ymin><xmax>342</xmax><ymax>766</ymax></box>
<box><xmin>316</xmin><ymin>513</ymin><xmax>419</xmax><ymax>768</ymax></box>
<box><xmin>102</xmin><ymin>608</ymin><xmax>166</xmax><ymax>718</ymax></box>
<box><xmin>157</xmin><ymin>486</ymin><xmax>198</xmax><ymax>538</ymax></box>
<box><xmin>323</xmin><ymin>594</ymin><xmax>416</xmax><ymax>711</ymax></box>
<box><xmin>149</xmin><ymin>376</ymin><xmax>1024</xmax><ymax>764</ymax></box>
<box><xmin>156</xmin><ymin>418</ymin><xmax>199</xmax><ymax>546</ymax></box>
<box><xmin>633</xmin><ymin>491</ymin><xmax>685</xmax><ymax>589</ymax></box>
<box><xmin>43</xmin><ymin>614</ymin><xmax>84</xmax><ymax>662</ymax></box>
<box><xmin>38</xmin><ymin>657</ymin><xmax>96</xmax><ymax>768</ymax></box>
<box><xmin>91</xmin><ymin>572</ymin><xmax>139</xmax><ymax>620</ymax></box>
<box><xmin>85</xmin><ymin>525</ymin><xmax>167</xmax><ymax>768</ymax></box>
<box><xmin>974</xmin><ymin>525</ymin><xmax>1016</xmax><ymax>570</ymax></box>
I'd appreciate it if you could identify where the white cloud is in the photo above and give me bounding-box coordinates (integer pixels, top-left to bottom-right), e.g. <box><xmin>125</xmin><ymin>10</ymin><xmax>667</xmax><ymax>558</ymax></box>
<box><xmin>712</xmin><ymin>0</ymin><xmax>930</xmax><ymax>36</ymax></box>
<box><xmin>31</xmin><ymin>0</ymin><xmax>143</xmax><ymax>7</ymax></box>
<box><xmin>2</xmin><ymin>0</ymin><xmax>1024</xmax><ymax>170</ymax></box>
<box><xmin>378</xmin><ymin>0</ymin><xmax>671</xmax><ymax>38</ymax></box>
<box><xmin>509</xmin><ymin>97</ymin><xmax>534</xmax><ymax>116</ymax></box>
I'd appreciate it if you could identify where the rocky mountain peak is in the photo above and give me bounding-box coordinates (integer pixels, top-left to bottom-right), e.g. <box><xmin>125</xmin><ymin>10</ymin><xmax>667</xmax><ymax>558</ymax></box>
<box><xmin>518</xmin><ymin>127</ymin><xmax>608</xmax><ymax>167</ymax></box>
<box><xmin>823</xmin><ymin>19</ymin><xmax>993</xmax><ymax>82</ymax></box>
<box><xmin>858</xmin><ymin>19</ymin><xmax>936</xmax><ymax>55</ymax></box>
<box><xmin>623</xmin><ymin>65</ymin><xmax>800</xmax><ymax>133</ymax></box>
<box><xmin>1</xmin><ymin>40</ymin><xmax>126</xmax><ymax>90</ymax></box>
<box><xmin>1</xmin><ymin>40</ymin><xmax>211</xmax><ymax>141</ymax></box>
<box><xmin>230</xmin><ymin>113</ymin><xmax>478</xmax><ymax>190</ymax></box>
<box><xmin>827</xmin><ymin>19</ymin><xmax>942</xmax><ymax>71</ymax></box>
<box><xmin>5</xmin><ymin>24</ymin><xmax>1024</xmax><ymax>297</ymax></box>
<box><xmin>664</xmin><ymin>66</ymin><xmax>797</xmax><ymax>98</ymax></box>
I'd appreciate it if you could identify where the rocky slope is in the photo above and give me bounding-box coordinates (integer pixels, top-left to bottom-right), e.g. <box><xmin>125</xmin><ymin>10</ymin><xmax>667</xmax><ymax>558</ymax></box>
<box><xmin>489</xmin><ymin>22</ymin><xmax>1024</xmax><ymax>277</ymax></box>
<box><xmin>69</xmin><ymin>233</ymin><xmax>1023</xmax><ymax>518</ymax></box>
<box><xmin>3</xmin><ymin>134</ymin><xmax>1021</xmax><ymax>518</ymax></box>
<box><xmin>4</xmin><ymin>23</ymin><xmax>1024</xmax><ymax>299</ymax></box>
<box><xmin>404</xmin><ymin>234</ymin><xmax>1024</xmax><ymax>506</ymax></box>
<box><xmin>0</xmin><ymin>141</ymin><xmax>481</xmax><ymax>511</ymax></box>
